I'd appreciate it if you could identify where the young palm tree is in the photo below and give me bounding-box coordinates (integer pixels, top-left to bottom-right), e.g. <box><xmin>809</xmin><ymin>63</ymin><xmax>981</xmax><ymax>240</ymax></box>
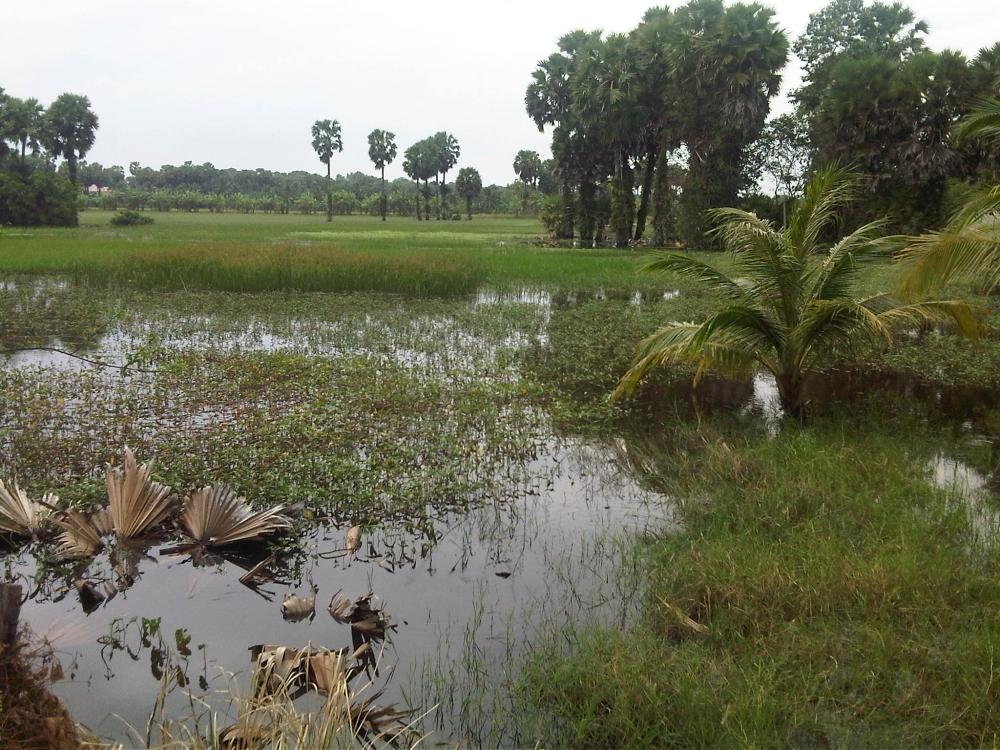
<box><xmin>612</xmin><ymin>165</ymin><xmax>981</xmax><ymax>418</ymax></box>
<box><xmin>367</xmin><ymin>129</ymin><xmax>397</xmax><ymax>222</ymax></box>
<box><xmin>897</xmin><ymin>98</ymin><xmax>1000</xmax><ymax>296</ymax></box>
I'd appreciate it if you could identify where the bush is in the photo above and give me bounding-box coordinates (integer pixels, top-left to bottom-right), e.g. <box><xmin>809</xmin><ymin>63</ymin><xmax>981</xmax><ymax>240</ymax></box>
<box><xmin>109</xmin><ymin>209</ymin><xmax>154</xmax><ymax>226</ymax></box>
<box><xmin>0</xmin><ymin>169</ymin><xmax>79</xmax><ymax>227</ymax></box>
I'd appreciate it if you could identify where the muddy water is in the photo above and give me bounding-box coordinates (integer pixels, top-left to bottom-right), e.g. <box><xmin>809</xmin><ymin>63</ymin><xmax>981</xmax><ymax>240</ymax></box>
<box><xmin>7</xmin><ymin>438</ymin><xmax>676</xmax><ymax>744</ymax></box>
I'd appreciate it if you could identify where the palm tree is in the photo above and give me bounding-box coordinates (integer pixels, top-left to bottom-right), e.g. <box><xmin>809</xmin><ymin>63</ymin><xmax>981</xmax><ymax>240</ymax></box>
<box><xmin>897</xmin><ymin>98</ymin><xmax>1000</xmax><ymax>296</ymax></box>
<box><xmin>612</xmin><ymin>166</ymin><xmax>981</xmax><ymax>418</ymax></box>
<box><xmin>42</xmin><ymin>93</ymin><xmax>98</xmax><ymax>185</ymax></box>
<box><xmin>513</xmin><ymin>149</ymin><xmax>542</xmax><ymax>214</ymax></box>
<box><xmin>367</xmin><ymin>129</ymin><xmax>397</xmax><ymax>222</ymax></box>
<box><xmin>402</xmin><ymin>145</ymin><xmax>424</xmax><ymax>220</ymax></box>
<box><xmin>311</xmin><ymin>119</ymin><xmax>343</xmax><ymax>222</ymax></box>
<box><xmin>455</xmin><ymin>167</ymin><xmax>482</xmax><ymax>220</ymax></box>
<box><xmin>6</xmin><ymin>97</ymin><xmax>44</xmax><ymax>163</ymax></box>
<box><xmin>432</xmin><ymin>132</ymin><xmax>460</xmax><ymax>219</ymax></box>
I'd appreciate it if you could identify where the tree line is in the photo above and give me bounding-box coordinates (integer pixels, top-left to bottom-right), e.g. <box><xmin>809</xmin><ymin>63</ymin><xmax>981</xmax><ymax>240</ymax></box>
<box><xmin>0</xmin><ymin>89</ymin><xmax>98</xmax><ymax>225</ymax></box>
<box><xmin>526</xmin><ymin>0</ymin><xmax>1000</xmax><ymax>248</ymax></box>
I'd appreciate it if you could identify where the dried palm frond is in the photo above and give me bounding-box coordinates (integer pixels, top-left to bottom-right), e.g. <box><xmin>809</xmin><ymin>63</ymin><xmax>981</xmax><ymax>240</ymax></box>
<box><xmin>349</xmin><ymin>693</ymin><xmax>416</xmax><ymax>744</ymax></box>
<box><xmin>0</xmin><ymin>480</ymin><xmax>55</xmax><ymax>537</ymax></box>
<box><xmin>54</xmin><ymin>508</ymin><xmax>113</xmax><ymax>558</ymax></box>
<box><xmin>180</xmin><ymin>484</ymin><xmax>289</xmax><ymax>547</ymax></box>
<box><xmin>106</xmin><ymin>447</ymin><xmax>174</xmax><ymax>539</ymax></box>
<box><xmin>249</xmin><ymin>643</ymin><xmax>371</xmax><ymax>699</ymax></box>
<box><xmin>328</xmin><ymin>591</ymin><xmax>393</xmax><ymax>642</ymax></box>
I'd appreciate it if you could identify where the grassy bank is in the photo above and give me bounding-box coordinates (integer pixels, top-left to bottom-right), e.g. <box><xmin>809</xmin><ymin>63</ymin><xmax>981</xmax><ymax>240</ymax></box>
<box><xmin>520</xmin><ymin>412</ymin><xmax>1000</xmax><ymax>748</ymax></box>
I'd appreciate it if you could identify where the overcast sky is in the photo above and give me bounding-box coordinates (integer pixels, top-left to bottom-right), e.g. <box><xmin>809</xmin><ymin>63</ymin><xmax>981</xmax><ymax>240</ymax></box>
<box><xmin>2</xmin><ymin>0</ymin><xmax>996</xmax><ymax>185</ymax></box>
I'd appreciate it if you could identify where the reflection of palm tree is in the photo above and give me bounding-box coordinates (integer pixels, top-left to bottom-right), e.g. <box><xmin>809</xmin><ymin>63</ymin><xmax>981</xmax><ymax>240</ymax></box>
<box><xmin>613</xmin><ymin>166</ymin><xmax>981</xmax><ymax>418</ymax></box>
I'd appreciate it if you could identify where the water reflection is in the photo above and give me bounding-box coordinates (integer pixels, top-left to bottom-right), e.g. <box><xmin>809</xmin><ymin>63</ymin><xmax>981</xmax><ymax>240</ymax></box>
<box><xmin>4</xmin><ymin>437</ymin><xmax>676</xmax><ymax>745</ymax></box>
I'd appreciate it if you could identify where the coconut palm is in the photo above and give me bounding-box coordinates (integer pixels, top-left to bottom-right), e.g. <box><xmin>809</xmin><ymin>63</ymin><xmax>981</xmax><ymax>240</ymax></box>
<box><xmin>612</xmin><ymin>165</ymin><xmax>982</xmax><ymax>418</ymax></box>
<box><xmin>897</xmin><ymin>98</ymin><xmax>1000</xmax><ymax>296</ymax></box>
<box><xmin>311</xmin><ymin>119</ymin><xmax>343</xmax><ymax>223</ymax></box>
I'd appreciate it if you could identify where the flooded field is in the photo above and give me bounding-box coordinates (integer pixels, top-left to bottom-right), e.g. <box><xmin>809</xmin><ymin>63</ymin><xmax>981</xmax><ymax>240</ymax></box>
<box><xmin>2</xmin><ymin>275</ymin><xmax>998</xmax><ymax>747</ymax></box>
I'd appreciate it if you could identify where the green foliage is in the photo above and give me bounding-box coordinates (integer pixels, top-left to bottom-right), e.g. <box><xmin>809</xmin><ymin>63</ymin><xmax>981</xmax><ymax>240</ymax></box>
<box><xmin>455</xmin><ymin>166</ymin><xmax>482</xmax><ymax>219</ymax></box>
<box><xmin>109</xmin><ymin>209</ymin><xmax>153</xmax><ymax>226</ymax></box>
<box><xmin>614</xmin><ymin>166</ymin><xmax>982</xmax><ymax>416</ymax></box>
<box><xmin>0</xmin><ymin>168</ymin><xmax>79</xmax><ymax>227</ymax></box>
<box><xmin>367</xmin><ymin>128</ymin><xmax>397</xmax><ymax>221</ymax></box>
<box><xmin>41</xmin><ymin>93</ymin><xmax>98</xmax><ymax>185</ymax></box>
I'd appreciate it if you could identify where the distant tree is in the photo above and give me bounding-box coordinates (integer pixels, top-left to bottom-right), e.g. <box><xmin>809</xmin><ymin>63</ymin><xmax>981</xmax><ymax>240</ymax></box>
<box><xmin>42</xmin><ymin>93</ymin><xmax>98</xmax><ymax>184</ymax></box>
<box><xmin>746</xmin><ymin>113</ymin><xmax>811</xmax><ymax>225</ymax></box>
<box><xmin>432</xmin><ymin>132</ymin><xmax>460</xmax><ymax>219</ymax></box>
<box><xmin>3</xmin><ymin>97</ymin><xmax>43</xmax><ymax>163</ymax></box>
<box><xmin>367</xmin><ymin>129</ymin><xmax>397</xmax><ymax>221</ymax></box>
<box><xmin>402</xmin><ymin>144</ymin><xmax>424</xmax><ymax>220</ymax></box>
<box><xmin>513</xmin><ymin>150</ymin><xmax>542</xmax><ymax>187</ymax></box>
<box><xmin>513</xmin><ymin>149</ymin><xmax>542</xmax><ymax>213</ymax></box>
<box><xmin>455</xmin><ymin>167</ymin><xmax>483</xmax><ymax>219</ymax></box>
<box><xmin>311</xmin><ymin>119</ymin><xmax>343</xmax><ymax>222</ymax></box>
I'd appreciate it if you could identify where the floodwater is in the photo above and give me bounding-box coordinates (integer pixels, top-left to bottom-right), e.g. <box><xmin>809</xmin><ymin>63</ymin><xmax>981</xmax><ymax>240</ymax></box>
<box><xmin>6</xmin><ymin>438</ymin><xmax>675</xmax><ymax>745</ymax></box>
<box><xmin>2</xmin><ymin>278</ymin><xmax>998</xmax><ymax>746</ymax></box>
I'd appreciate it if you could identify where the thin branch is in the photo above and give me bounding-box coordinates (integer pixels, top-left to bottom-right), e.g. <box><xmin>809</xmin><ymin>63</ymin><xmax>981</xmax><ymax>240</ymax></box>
<box><xmin>0</xmin><ymin>346</ymin><xmax>157</xmax><ymax>374</ymax></box>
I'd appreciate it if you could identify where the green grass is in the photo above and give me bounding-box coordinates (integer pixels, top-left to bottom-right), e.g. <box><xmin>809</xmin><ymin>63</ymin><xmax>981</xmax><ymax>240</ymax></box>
<box><xmin>519</xmin><ymin>412</ymin><xmax>1000</xmax><ymax>748</ymax></box>
<box><xmin>0</xmin><ymin>211</ymin><xmax>667</xmax><ymax>296</ymax></box>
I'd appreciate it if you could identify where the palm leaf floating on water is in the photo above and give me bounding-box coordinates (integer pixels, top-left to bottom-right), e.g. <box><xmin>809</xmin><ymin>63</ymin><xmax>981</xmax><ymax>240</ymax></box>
<box><xmin>328</xmin><ymin>591</ymin><xmax>393</xmax><ymax>642</ymax></box>
<box><xmin>107</xmin><ymin>447</ymin><xmax>175</xmax><ymax>539</ymax></box>
<box><xmin>0</xmin><ymin>480</ymin><xmax>55</xmax><ymax>537</ymax></box>
<box><xmin>180</xmin><ymin>484</ymin><xmax>290</xmax><ymax>547</ymax></box>
<box><xmin>281</xmin><ymin>591</ymin><xmax>316</xmax><ymax>622</ymax></box>
<box><xmin>55</xmin><ymin>508</ymin><xmax>113</xmax><ymax>558</ymax></box>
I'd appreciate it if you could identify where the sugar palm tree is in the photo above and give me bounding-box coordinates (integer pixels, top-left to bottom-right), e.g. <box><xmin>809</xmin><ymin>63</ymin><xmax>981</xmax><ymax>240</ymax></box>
<box><xmin>311</xmin><ymin>119</ymin><xmax>343</xmax><ymax>223</ymax></box>
<box><xmin>612</xmin><ymin>165</ymin><xmax>981</xmax><ymax>418</ymax></box>
<box><xmin>367</xmin><ymin>129</ymin><xmax>397</xmax><ymax>222</ymax></box>
<box><xmin>897</xmin><ymin>98</ymin><xmax>1000</xmax><ymax>296</ymax></box>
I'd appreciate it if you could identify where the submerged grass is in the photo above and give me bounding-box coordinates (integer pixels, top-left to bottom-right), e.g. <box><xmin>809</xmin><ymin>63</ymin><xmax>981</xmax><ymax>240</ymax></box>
<box><xmin>520</xmin><ymin>412</ymin><xmax>1000</xmax><ymax>748</ymax></box>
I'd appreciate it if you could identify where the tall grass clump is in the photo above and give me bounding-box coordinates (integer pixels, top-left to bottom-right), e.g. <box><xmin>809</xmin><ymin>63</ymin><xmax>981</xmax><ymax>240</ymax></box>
<box><xmin>72</xmin><ymin>243</ymin><xmax>487</xmax><ymax>297</ymax></box>
<box><xmin>520</xmin><ymin>414</ymin><xmax>1000</xmax><ymax>748</ymax></box>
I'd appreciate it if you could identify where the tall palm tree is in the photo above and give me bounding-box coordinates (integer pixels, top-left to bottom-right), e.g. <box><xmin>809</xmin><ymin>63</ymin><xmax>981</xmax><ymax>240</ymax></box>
<box><xmin>6</xmin><ymin>97</ymin><xmax>44</xmax><ymax>163</ymax></box>
<box><xmin>311</xmin><ymin>119</ymin><xmax>343</xmax><ymax>222</ymax></box>
<box><xmin>42</xmin><ymin>93</ymin><xmax>98</xmax><ymax>185</ymax></box>
<box><xmin>612</xmin><ymin>166</ymin><xmax>981</xmax><ymax>418</ymax></box>
<box><xmin>402</xmin><ymin>145</ymin><xmax>424</xmax><ymax>220</ymax></box>
<box><xmin>897</xmin><ymin>98</ymin><xmax>1000</xmax><ymax>296</ymax></box>
<box><xmin>367</xmin><ymin>129</ymin><xmax>397</xmax><ymax>222</ymax></box>
<box><xmin>432</xmin><ymin>131</ymin><xmax>460</xmax><ymax>219</ymax></box>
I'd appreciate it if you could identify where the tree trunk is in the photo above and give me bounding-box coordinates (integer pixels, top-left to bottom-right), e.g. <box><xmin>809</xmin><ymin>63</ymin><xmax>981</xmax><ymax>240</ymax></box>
<box><xmin>634</xmin><ymin>142</ymin><xmax>658</xmax><ymax>242</ymax></box>
<box><xmin>466</xmin><ymin>196</ymin><xmax>472</xmax><ymax>220</ymax></box>
<box><xmin>579</xmin><ymin>179</ymin><xmax>596</xmax><ymax>246</ymax></box>
<box><xmin>435</xmin><ymin>175</ymin><xmax>441</xmax><ymax>220</ymax></box>
<box><xmin>325</xmin><ymin>162</ymin><xmax>332</xmax><ymax>223</ymax></box>
<box><xmin>68</xmin><ymin>156</ymin><xmax>78</xmax><ymax>186</ymax></box>
<box><xmin>652</xmin><ymin>147</ymin><xmax>676</xmax><ymax>246</ymax></box>
<box><xmin>775</xmin><ymin>371</ymin><xmax>806</xmax><ymax>421</ymax></box>
<box><xmin>414</xmin><ymin>179</ymin><xmax>422</xmax><ymax>220</ymax></box>
<box><xmin>380</xmin><ymin>166</ymin><xmax>387</xmax><ymax>221</ymax></box>
<box><xmin>557</xmin><ymin>180</ymin><xmax>574</xmax><ymax>240</ymax></box>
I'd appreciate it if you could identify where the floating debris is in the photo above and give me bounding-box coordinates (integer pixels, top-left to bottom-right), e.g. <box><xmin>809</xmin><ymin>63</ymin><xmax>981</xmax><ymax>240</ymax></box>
<box><xmin>0</xmin><ymin>480</ymin><xmax>55</xmax><ymax>538</ymax></box>
<box><xmin>179</xmin><ymin>484</ymin><xmax>290</xmax><ymax>547</ymax></box>
<box><xmin>281</xmin><ymin>591</ymin><xmax>316</xmax><ymax>622</ymax></box>
<box><xmin>107</xmin><ymin>447</ymin><xmax>174</xmax><ymax>539</ymax></box>
<box><xmin>346</xmin><ymin>525</ymin><xmax>362</xmax><ymax>553</ymax></box>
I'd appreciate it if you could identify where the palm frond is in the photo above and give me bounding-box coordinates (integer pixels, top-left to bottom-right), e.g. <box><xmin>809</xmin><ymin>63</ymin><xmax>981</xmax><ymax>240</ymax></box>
<box><xmin>55</xmin><ymin>508</ymin><xmax>113</xmax><ymax>558</ymax></box>
<box><xmin>786</xmin><ymin>164</ymin><xmax>859</xmax><ymax>257</ymax></box>
<box><xmin>642</xmin><ymin>252</ymin><xmax>746</xmax><ymax>298</ymax></box>
<box><xmin>180</xmin><ymin>484</ymin><xmax>290</xmax><ymax>547</ymax></box>
<box><xmin>0</xmin><ymin>481</ymin><xmax>54</xmax><ymax>537</ymax></box>
<box><xmin>811</xmin><ymin>218</ymin><xmax>891</xmax><ymax>301</ymax></box>
<box><xmin>896</xmin><ymin>197</ymin><xmax>1000</xmax><ymax>297</ymax></box>
<box><xmin>106</xmin><ymin>447</ymin><xmax>175</xmax><ymax>539</ymax></box>
<box><xmin>953</xmin><ymin>97</ymin><xmax>1000</xmax><ymax>145</ymax></box>
<box><xmin>611</xmin><ymin>320</ymin><xmax>761</xmax><ymax>400</ymax></box>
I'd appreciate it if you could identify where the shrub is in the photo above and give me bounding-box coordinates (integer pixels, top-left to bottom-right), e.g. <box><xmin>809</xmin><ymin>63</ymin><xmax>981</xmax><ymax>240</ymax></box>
<box><xmin>109</xmin><ymin>209</ymin><xmax>154</xmax><ymax>226</ymax></box>
<box><xmin>0</xmin><ymin>169</ymin><xmax>79</xmax><ymax>227</ymax></box>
